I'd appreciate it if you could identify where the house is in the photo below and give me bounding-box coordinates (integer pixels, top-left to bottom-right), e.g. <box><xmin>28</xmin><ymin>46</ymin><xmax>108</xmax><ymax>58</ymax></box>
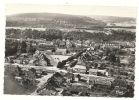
<box><xmin>36</xmin><ymin>43</ymin><xmax>55</xmax><ymax>51</ymax></box>
<box><xmin>89</xmin><ymin>69</ymin><xmax>109</xmax><ymax>77</ymax></box>
<box><xmin>59</xmin><ymin>41</ymin><xmax>66</xmax><ymax>47</ymax></box>
<box><xmin>66</xmin><ymin>40</ymin><xmax>72</xmax><ymax>48</ymax></box>
<box><xmin>84</xmin><ymin>40</ymin><xmax>90</xmax><ymax>46</ymax></box>
<box><xmin>55</xmin><ymin>48</ymin><xmax>67</xmax><ymax>55</ymax></box>
<box><xmin>67</xmin><ymin>65</ymin><xmax>86</xmax><ymax>74</ymax></box>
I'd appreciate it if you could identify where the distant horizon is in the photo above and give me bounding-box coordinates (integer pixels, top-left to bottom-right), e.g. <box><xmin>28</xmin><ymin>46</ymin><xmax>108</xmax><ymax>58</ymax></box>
<box><xmin>6</xmin><ymin>4</ymin><xmax>137</xmax><ymax>18</ymax></box>
<box><xmin>6</xmin><ymin>12</ymin><xmax>136</xmax><ymax>18</ymax></box>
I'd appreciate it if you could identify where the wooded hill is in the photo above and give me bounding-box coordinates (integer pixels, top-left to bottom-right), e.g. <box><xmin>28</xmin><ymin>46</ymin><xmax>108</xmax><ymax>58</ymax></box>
<box><xmin>6</xmin><ymin>13</ymin><xmax>106</xmax><ymax>28</ymax></box>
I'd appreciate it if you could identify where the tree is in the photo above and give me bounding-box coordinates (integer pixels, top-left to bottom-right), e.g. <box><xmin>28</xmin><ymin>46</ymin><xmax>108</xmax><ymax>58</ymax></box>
<box><xmin>109</xmin><ymin>53</ymin><xmax>116</xmax><ymax>63</ymax></box>
<box><xmin>69</xmin><ymin>60</ymin><xmax>78</xmax><ymax>68</ymax></box>
<box><xmin>21</xmin><ymin>41</ymin><xmax>27</xmax><ymax>53</ymax></box>
<box><xmin>94</xmin><ymin>63</ymin><xmax>98</xmax><ymax>68</ymax></box>
<box><xmin>26</xmin><ymin>41</ymin><xmax>34</xmax><ymax>54</ymax></box>
<box><xmin>105</xmin><ymin>48</ymin><xmax>111</xmax><ymax>56</ymax></box>
<box><xmin>42</xmin><ymin>54</ymin><xmax>51</xmax><ymax>66</ymax></box>
<box><xmin>116</xmin><ymin>57</ymin><xmax>120</xmax><ymax>63</ymax></box>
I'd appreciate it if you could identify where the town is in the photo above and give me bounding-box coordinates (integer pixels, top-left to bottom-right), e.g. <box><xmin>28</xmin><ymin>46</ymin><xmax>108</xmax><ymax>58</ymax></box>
<box><xmin>5</xmin><ymin>31</ymin><xmax>135</xmax><ymax>97</ymax></box>
<box><xmin>4</xmin><ymin>5</ymin><xmax>136</xmax><ymax>97</ymax></box>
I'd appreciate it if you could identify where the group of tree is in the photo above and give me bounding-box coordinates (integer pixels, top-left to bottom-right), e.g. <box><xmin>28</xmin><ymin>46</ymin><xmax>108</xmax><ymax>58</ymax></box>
<box><xmin>5</xmin><ymin>39</ymin><xmax>36</xmax><ymax>56</ymax></box>
<box><xmin>6</xmin><ymin>28</ymin><xmax>135</xmax><ymax>41</ymax></box>
<box><xmin>5</xmin><ymin>39</ymin><xmax>18</xmax><ymax>56</ymax></box>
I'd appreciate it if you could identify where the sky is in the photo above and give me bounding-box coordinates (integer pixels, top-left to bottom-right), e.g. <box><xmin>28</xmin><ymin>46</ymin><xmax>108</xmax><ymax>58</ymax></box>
<box><xmin>6</xmin><ymin>4</ymin><xmax>137</xmax><ymax>18</ymax></box>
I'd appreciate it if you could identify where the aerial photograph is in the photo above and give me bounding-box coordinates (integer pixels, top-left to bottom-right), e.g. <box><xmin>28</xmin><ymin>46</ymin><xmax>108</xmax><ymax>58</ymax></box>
<box><xmin>4</xmin><ymin>4</ymin><xmax>136</xmax><ymax>97</ymax></box>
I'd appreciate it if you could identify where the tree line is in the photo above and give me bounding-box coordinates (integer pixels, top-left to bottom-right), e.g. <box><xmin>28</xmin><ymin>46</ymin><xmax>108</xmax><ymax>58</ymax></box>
<box><xmin>6</xmin><ymin>28</ymin><xmax>135</xmax><ymax>41</ymax></box>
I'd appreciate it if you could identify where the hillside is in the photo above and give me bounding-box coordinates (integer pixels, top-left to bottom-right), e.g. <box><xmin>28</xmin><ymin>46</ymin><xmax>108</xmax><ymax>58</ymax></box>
<box><xmin>88</xmin><ymin>15</ymin><xmax>136</xmax><ymax>27</ymax></box>
<box><xmin>88</xmin><ymin>15</ymin><xmax>136</xmax><ymax>23</ymax></box>
<box><xmin>6</xmin><ymin>13</ymin><xmax>106</xmax><ymax>28</ymax></box>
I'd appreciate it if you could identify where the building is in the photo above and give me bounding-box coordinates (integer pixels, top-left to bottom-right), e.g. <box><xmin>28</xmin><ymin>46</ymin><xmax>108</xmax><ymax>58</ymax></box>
<box><xmin>66</xmin><ymin>39</ymin><xmax>72</xmax><ymax>48</ymax></box>
<box><xmin>36</xmin><ymin>43</ymin><xmax>55</xmax><ymax>51</ymax></box>
<box><xmin>59</xmin><ymin>41</ymin><xmax>66</xmax><ymax>47</ymax></box>
<box><xmin>55</xmin><ymin>48</ymin><xmax>67</xmax><ymax>55</ymax></box>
